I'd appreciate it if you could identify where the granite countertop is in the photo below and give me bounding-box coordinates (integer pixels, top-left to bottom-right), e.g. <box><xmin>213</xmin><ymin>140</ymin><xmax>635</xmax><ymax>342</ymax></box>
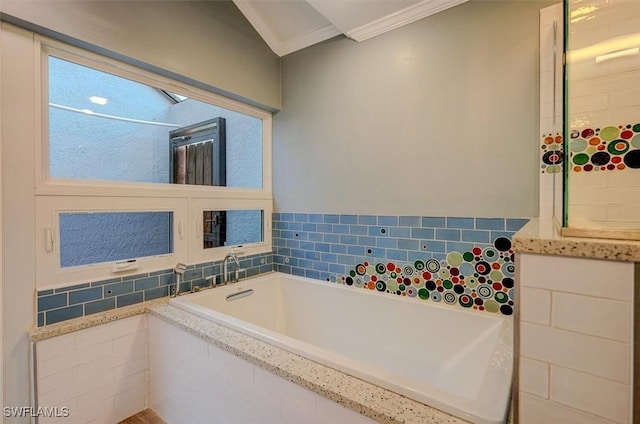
<box><xmin>513</xmin><ymin>218</ymin><xmax>640</xmax><ymax>262</ymax></box>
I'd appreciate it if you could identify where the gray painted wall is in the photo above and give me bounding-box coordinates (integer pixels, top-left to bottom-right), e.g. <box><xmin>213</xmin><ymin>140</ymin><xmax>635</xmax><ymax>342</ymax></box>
<box><xmin>274</xmin><ymin>0</ymin><xmax>552</xmax><ymax>218</ymax></box>
<box><xmin>0</xmin><ymin>0</ymin><xmax>281</xmax><ymax>110</ymax></box>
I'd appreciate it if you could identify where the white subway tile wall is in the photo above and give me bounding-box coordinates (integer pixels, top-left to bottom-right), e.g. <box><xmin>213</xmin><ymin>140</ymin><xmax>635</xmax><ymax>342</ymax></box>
<box><xmin>551</xmin><ymin>292</ymin><xmax>631</xmax><ymax>342</ymax></box>
<box><xmin>550</xmin><ymin>366</ymin><xmax>630</xmax><ymax>423</ymax></box>
<box><xmin>520</xmin><ymin>322</ymin><xmax>630</xmax><ymax>384</ymax></box>
<box><xmin>518</xmin><ymin>253</ymin><xmax>635</xmax><ymax>424</ymax></box>
<box><xmin>36</xmin><ymin>315</ymin><xmax>148</xmax><ymax>424</ymax></box>
<box><xmin>520</xmin><ymin>393</ymin><xmax>618</xmax><ymax>424</ymax></box>
<box><xmin>518</xmin><ymin>357</ymin><xmax>549</xmax><ymax>399</ymax></box>
<box><xmin>519</xmin><ymin>287</ymin><xmax>551</xmax><ymax>325</ymax></box>
<box><xmin>518</xmin><ymin>252</ymin><xmax>632</xmax><ymax>300</ymax></box>
<box><xmin>148</xmin><ymin>315</ymin><xmax>375</xmax><ymax>424</ymax></box>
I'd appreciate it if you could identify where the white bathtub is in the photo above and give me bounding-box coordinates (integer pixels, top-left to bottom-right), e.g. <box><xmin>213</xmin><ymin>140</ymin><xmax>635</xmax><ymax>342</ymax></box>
<box><xmin>170</xmin><ymin>272</ymin><xmax>513</xmax><ymax>424</ymax></box>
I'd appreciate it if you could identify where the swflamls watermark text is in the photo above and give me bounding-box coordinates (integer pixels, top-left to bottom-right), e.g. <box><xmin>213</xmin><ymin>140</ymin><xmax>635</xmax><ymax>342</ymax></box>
<box><xmin>3</xmin><ymin>407</ymin><xmax>70</xmax><ymax>418</ymax></box>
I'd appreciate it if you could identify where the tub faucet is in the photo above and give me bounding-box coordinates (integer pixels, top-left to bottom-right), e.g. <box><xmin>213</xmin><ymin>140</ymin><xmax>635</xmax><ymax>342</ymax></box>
<box><xmin>172</xmin><ymin>262</ymin><xmax>187</xmax><ymax>297</ymax></box>
<box><xmin>223</xmin><ymin>252</ymin><xmax>243</xmax><ymax>284</ymax></box>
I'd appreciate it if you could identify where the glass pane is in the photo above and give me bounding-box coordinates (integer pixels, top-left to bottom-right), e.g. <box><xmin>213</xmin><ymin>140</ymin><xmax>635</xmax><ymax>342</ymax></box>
<box><xmin>59</xmin><ymin>212</ymin><xmax>173</xmax><ymax>267</ymax></box>
<box><xmin>564</xmin><ymin>0</ymin><xmax>640</xmax><ymax>233</ymax></box>
<box><xmin>203</xmin><ymin>210</ymin><xmax>263</xmax><ymax>249</ymax></box>
<box><xmin>48</xmin><ymin>56</ymin><xmax>263</xmax><ymax>188</ymax></box>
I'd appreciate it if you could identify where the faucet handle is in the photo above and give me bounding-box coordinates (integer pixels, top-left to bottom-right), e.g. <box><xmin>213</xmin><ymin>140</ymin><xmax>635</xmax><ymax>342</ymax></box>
<box><xmin>234</xmin><ymin>268</ymin><xmax>246</xmax><ymax>283</ymax></box>
<box><xmin>205</xmin><ymin>274</ymin><xmax>220</xmax><ymax>287</ymax></box>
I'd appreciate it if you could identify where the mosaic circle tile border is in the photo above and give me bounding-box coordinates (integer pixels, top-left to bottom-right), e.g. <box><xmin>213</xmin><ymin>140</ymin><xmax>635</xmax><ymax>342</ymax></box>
<box><xmin>340</xmin><ymin>237</ymin><xmax>515</xmax><ymax>316</ymax></box>
<box><xmin>569</xmin><ymin>123</ymin><xmax>640</xmax><ymax>172</ymax></box>
<box><xmin>540</xmin><ymin>132</ymin><xmax>564</xmax><ymax>174</ymax></box>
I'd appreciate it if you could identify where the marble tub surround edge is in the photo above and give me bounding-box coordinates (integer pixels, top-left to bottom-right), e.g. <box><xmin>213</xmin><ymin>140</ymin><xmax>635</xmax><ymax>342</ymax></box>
<box><xmin>148</xmin><ymin>303</ymin><xmax>470</xmax><ymax>424</ymax></box>
<box><xmin>29</xmin><ymin>298</ymin><xmax>168</xmax><ymax>342</ymax></box>
<box><xmin>513</xmin><ymin>218</ymin><xmax>640</xmax><ymax>262</ymax></box>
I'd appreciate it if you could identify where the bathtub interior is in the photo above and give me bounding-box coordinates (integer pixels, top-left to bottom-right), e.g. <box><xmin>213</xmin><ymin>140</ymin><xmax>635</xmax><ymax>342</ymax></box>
<box><xmin>172</xmin><ymin>272</ymin><xmax>512</xmax><ymax>424</ymax></box>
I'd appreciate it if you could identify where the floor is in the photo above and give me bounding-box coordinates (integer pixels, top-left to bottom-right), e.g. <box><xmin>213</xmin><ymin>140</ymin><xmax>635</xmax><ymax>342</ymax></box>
<box><xmin>118</xmin><ymin>409</ymin><xmax>166</xmax><ymax>424</ymax></box>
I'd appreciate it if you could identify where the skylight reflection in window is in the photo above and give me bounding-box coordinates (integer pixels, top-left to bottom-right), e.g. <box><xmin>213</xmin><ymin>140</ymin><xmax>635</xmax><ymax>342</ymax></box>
<box><xmin>162</xmin><ymin>90</ymin><xmax>189</xmax><ymax>103</ymax></box>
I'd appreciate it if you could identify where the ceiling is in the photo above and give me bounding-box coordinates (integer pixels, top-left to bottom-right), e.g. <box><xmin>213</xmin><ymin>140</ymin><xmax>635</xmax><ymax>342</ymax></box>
<box><xmin>232</xmin><ymin>0</ymin><xmax>469</xmax><ymax>57</ymax></box>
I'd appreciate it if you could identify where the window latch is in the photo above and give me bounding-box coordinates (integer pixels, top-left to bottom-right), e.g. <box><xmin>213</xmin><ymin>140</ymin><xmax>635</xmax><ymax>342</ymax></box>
<box><xmin>178</xmin><ymin>221</ymin><xmax>184</xmax><ymax>240</ymax></box>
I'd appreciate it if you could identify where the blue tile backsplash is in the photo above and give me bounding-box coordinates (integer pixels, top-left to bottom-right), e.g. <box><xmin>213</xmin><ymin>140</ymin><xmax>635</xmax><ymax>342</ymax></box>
<box><xmin>273</xmin><ymin>214</ymin><xmax>527</xmax><ymax>277</ymax></box>
<box><xmin>272</xmin><ymin>213</ymin><xmax>528</xmax><ymax>315</ymax></box>
<box><xmin>37</xmin><ymin>252</ymin><xmax>273</xmax><ymax>326</ymax></box>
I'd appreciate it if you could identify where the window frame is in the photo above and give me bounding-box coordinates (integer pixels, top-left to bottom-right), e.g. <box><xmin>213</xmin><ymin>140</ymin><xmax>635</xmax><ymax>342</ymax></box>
<box><xmin>35</xmin><ymin>37</ymin><xmax>273</xmax><ymax>288</ymax></box>
<box><xmin>190</xmin><ymin>198</ymin><xmax>273</xmax><ymax>264</ymax></box>
<box><xmin>36</xmin><ymin>196</ymin><xmax>189</xmax><ymax>288</ymax></box>
<box><xmin>37</xmin><ymin>41</ymin><xmax>273</xmax><ymax>197</ymax></box>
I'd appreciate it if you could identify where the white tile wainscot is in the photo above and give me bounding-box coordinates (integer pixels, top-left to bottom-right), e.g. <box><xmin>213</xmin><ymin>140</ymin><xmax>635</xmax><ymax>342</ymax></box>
<box><xmin>148</xmin><ymin>314</ymin><xmax>375</xmax><ymax>424</ymax></box>
<box><xmin>35</xmin><ymin>315</ymin><xmax>149</xmax><ymax>424</ymax></box>
<box><xmin>517</xmin><ymin>253</ymin><xmax>634</xmax><ymax>424</ymax></box>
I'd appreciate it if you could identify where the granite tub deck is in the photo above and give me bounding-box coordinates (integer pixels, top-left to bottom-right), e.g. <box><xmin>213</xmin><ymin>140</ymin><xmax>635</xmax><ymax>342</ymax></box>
<box><xmin>513</xmin><ymin>218</ymin><xmax>640</xmax><ymax>262</ymax></box>
<box><xmin>149</xmin><ymin>304</ymin><xmax>470</xmax><ymax>424</ymax></box>
<box><xmin>29</xmin><ymin>298</ymin><xmax>471</xmax><ymax>424</ymax></box>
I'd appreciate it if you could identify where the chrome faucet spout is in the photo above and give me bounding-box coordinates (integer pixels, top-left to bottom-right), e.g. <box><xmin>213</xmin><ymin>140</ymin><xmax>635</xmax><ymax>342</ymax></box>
<box><xmin>172</xmin><ymin>262</ymin><xmax>187</xmax><ymax>297</ymax></box>
<box><xmin>223</xmin><ymin>252</ymin><xmax>243</xmax><ymax>284</ymax></box>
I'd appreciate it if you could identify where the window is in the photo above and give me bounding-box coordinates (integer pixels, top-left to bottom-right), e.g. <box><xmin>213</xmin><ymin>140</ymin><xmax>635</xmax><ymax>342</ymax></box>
<box><xmin>190</xmin><ymin>199</ymin><xmax>269</xmax><ymax>264</ymax></box>
<box><xmin>59</xmin><ymin>212</ymin><xmax>173</xmax><ymax>268</ymax></box>
<box><xmin>201</xmin><ymin>209</ymin><xmax>264</xmax><ymax>250</ymax></box>
<box><xmin>36</xmin><ymin>40</ymin><xmax>272</xmax><ymax>287</ymax></box>
<box><xmin>47</xmin><ymin>56</ymin><xmax>263</xmax><ymax>188</ymax></box>
<box><xmin>37</xmin><ymin>196</ymin><xmax>189</xmax><ymax>284</ymax></box>
<box><xmin>223</xmin><ymin>210</ymin><xmax>264</xmax><ymax>247</ymax></box>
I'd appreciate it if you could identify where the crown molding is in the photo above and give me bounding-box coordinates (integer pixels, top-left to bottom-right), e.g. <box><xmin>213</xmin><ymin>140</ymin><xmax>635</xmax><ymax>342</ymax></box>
<box><xmin>346</xmin><ymin>0</ymin><xmax>469</xmax><ymax>42</ymax></box>
<box><xmin>278</xmin><ymin>24</ymin><xmax>342</xmax><ymax>57</ymax></box>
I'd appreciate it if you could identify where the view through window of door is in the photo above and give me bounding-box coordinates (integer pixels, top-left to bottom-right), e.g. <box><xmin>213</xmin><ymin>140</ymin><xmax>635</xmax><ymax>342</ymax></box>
<box><xmin>48</xmin><ymin>56</ymin><xmax>263</xmax><ymax>188</ymax></box>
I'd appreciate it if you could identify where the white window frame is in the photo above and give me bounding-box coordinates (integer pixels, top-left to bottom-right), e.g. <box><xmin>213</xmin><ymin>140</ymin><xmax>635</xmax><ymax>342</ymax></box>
<box><xmin>35</xmin><ymin>37</ymin><xmax>273</xmax><ymax>288</ymax></box>
<box><xmin>36</xmin><ymin>197</ymin><xmax>189</xmax><ymax>288</ymax></box>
